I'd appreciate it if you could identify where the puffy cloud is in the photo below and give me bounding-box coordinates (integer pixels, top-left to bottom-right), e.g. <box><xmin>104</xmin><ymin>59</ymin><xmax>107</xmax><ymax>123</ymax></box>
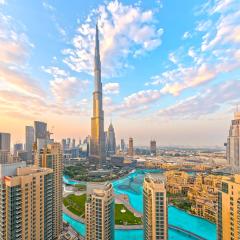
<box><xmin>123</xmin><ymin>89</ymin><xmax>161</xmax><ymax>108</ymax></box>
<box><xmin>63</xmin><ymin>0</ymin><xmax>163</xmax><ymax>77</ymax></box>
<box><xmin>168</xmin><ymin>52</ymin><xmax>178</xmax><ymax>64</ymax></box>
<box><xmin>104</xmin><ymin>89</ymin><xmax>161</xmax><ymax>116</ymax></box>
<box><xmin>182</xmin><ymin>31</ymin><xmax>192</xmax><ymax>40</ymax></box>
<box><xmin>158</xmin><ymin>80</ymin><xmax>240</xmax><ymax>119</ymax></box>
<box><xmin>42</xmin><ymin>66</ymin><xmax>89</xmax><ymax>102</ymax></box>
<box><xmin>103</xmin><ymin>82</ymin><xmax>120</xmax><ymax>94</ymax></box>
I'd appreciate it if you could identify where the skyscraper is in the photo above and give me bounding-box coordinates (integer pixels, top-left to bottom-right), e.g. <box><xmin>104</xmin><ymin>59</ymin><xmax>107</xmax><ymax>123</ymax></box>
<box><xmin>34</xmin><ymin>121</ymin><xmax>47</xmax><ymax>150</ymax></box>
<box><xmin>128</xmin><ymin>137</ymin><xmax>134</xmax><ymax>157</ymax></box>
<box><xmin>226</xmin><ymin>109</ymin><xmax>240</xmax><ymax>169</ymax></box>
<box><xmin>0</xmin><ymin>132</ymin><xmax>10</xmax><ymax>152</ymax></box>
<box><xmin>143</xmin><ymin>174</ymin><xmax>168</xmax><ymax>240</ymax></box>
<box><xmin>0</xmin><ymin>162</ymin><xmax>53</xmax><ymax>240</ymax></box>
<box><xmin>90</xmin><ymin>24</ymin><xmax>106</xmax><ymax>167</ymax></box>
<box><xmin>25</xmin><ymin>125</ymin><xmax>34</xmax><ymax>155</ymax></box>
<box><xmin>150</xmin><ymin>140</ymin><xmax>157</xmax><ymax>156</ymax></box>
<box><xmin>217</xmin><ymin>174</ymin><xmax>240</xmax><ymax>240</ymax></box>
<box><xmin>106</xmin><ymin>122</ymin><xmax>116</xmax><ymax>156</ymax></box>
<box><xmin>85</xmin><ymin>182</ymin><xmax>114</xmax><ymax>240</ymax></box>
<box><xmin>120</xmin><ymin>139</ymin><xmax>125</xmax><ymax>152</ymax></box>
<box><xmin>0</xmin><ymin>133</ymin><xmax>11</xmax><ymax>164</ymax></box>
<box><xmin>36</xmin><ymin>143</ymin><xmax>63</xmax><ymax>239</ymax></box>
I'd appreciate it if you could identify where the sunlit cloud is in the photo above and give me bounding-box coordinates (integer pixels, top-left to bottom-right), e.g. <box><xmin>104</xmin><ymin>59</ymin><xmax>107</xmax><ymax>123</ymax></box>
<box><xmin>42</xmin><ymin>66</ymin><xmax>89</xmax><ymax>102</ymax></box>
<box><xmin>63</xmin><ymin>0</ymin><xmax>163</xmax><ymax>77</ymax></box>
<box><xmin>158</xmin><ymin>80</ymin><xmax>240</xmax><ymax>119</ymax></box>
<box><xmin>103</xmin><ymin>82</ymin><xmax>120</xmax><ymax>95</ymax></box>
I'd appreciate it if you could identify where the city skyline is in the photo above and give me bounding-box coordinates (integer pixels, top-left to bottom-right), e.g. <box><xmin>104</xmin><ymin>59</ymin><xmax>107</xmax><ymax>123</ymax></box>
<box><xmin>0</xmin><ymin>0</ymin><xmax>240</xmax><ymax>146</ymax></box>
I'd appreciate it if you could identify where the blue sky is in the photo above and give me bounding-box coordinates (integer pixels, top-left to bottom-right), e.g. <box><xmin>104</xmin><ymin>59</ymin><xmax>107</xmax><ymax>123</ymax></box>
<box><xmin>0</xmin><ymin>0</ymin><xmax>240</xmax><ymax>146</ymax></box>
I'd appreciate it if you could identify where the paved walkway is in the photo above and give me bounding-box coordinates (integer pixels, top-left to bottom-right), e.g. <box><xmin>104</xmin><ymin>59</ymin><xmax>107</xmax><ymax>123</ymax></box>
<box><xmin>114</xmin><ymin>194</ymin><xmax>142</xmax><ymax>218</ymax></box>
<box><xmin>62</xmin><ymin>204</ymin><xmax>84</xmax><ymax>223</ymax></box>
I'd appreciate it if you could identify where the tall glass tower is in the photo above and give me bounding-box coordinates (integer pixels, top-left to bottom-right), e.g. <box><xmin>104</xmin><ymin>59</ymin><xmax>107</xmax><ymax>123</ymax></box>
<box><xmin>90</xmin><ymin>24</ymin><xmax>106</xmax><ymax>167</ymax></box>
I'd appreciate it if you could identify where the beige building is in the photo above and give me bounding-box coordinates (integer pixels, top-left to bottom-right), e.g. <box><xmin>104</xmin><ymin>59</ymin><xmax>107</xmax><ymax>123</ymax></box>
<box><xmin>143</xmin><ymin>174</ymin><xmax>168</xmax><ymax>240</ymax></box>
<box><xmin>0</xmin><ymin>162</ymin><xmax>53</xmax><ymax>240</ymax></box>
<box><xmin>165</xmin><ymin>170</ymin><xmax>190</xmax><ymax>195</ymax></box>
<box><xmin>36</xmin><ymin>142</ymin><xmax>63</xmax><ymax>239</ymax></box>
<box><xmin>217</xmin><ymin>174</ymin><xmax>240</xmax><ymax>240</ymax></box>
<box><xmin>85</xmin><ymin>182</ymin><xmax>114</xmax><ymax>240</ymax></box>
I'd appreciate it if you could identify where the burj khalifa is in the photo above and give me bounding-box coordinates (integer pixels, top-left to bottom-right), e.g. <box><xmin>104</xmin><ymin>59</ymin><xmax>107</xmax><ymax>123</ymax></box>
<box><xmin>90</xmin><ymin>24</ymin><xmax>106</xmax><ymax>167</ymax></box>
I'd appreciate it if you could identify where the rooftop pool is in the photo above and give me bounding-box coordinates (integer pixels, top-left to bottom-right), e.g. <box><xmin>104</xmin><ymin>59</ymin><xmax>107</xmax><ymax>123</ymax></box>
<box><xmin>63</xmin><ymin>169</ymin><xmax>216</xmax><ymax>240</ymax></box>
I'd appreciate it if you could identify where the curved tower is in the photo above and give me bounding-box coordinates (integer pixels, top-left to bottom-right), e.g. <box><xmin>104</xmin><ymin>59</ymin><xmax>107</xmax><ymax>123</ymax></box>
<box><xmin>90</xmin><ymin>24</ymin><xmax>106</xmax><ymax>167</ymax></box>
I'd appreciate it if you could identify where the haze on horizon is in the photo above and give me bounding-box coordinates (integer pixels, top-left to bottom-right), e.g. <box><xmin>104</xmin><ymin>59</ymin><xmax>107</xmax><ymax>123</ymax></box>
<box><xmin>0</xmin><ymin>0</ymin><xmax>239</xmax><ymax>147</ymax></box>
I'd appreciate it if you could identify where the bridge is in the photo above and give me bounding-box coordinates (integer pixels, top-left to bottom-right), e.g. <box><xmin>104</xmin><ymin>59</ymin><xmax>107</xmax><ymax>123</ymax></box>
<box><xmin>169</xmin><ymin>224</ymin><xmax>207</xmax><ymax>240</ymax></box>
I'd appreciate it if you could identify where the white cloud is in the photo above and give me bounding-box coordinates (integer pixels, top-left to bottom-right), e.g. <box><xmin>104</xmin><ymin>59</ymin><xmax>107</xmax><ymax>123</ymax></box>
<box><xmin>158</xmin><ymin>80</ymin><xmax>240</xmax><ymax>119</ymax></box>
<box><xmin>103</xmin><ymin>82</ymin><xmax>120</xmax><ymax>94</ymax></box>
<box><xmin>148</xmin><ymin>0</ymin><xmax>240</xmax><ymax>96</ymax></box>
<box><xmin>195</xmin><ymin>20</ymin><xmax>212</xmax><ymax>32</ymax></box>
<box><xmin>0</xmin><ymin>0</ymin><xmax>5</xmax><ymax>5</ymax></box>
<box><xmin>182</xmin><ymin>31</ymin><xmax>192</xmax><ymax>40</ymax></box>
<box><xmin>63</xmin><ymin>0</ymin><xmax>163</xmax><ymax>77</ymax></box>
<box><xmin>168</xmin><ymin>52</ymin><xmax>177</xmax><ymax>64</ymax></box>
<box><xmin>201</xmin><ymin>1</ymin><xmax>240</xmax><ymax>51</ymax></box>
<box><xmin>104</xmin><ymin>89</ymin><xmax>162</xmax><ymax>116</ymax></box>
<box><xmin>42</xmin><ymin>66</ymin><xmax>89</xmax><ymax>102</ymax></box>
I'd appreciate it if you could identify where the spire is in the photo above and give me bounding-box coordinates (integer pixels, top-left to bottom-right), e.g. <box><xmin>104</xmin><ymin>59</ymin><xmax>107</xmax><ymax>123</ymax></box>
<box><xmin>94</xmin><ymin>23</ymin><xmax>101</xmax><ymax>92</ymax></box>
<box><xmin>94</xmin><ymin>23</ymin><xmax>100</xmax><ymax>71</ymax></box>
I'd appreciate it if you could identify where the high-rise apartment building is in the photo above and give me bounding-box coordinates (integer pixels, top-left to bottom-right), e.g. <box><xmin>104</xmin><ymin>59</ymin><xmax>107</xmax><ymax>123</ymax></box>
<box><xmin>128</xmin><ymin>137</ymin><xmax>134</xmax><ymax>157</ymax></box>
<box><xmin>150</xmin><ymin>140</ymin><xmax>157</xmax><ymax>156</ymax></box>
<box><xmin>0</xmin><ymin>133</ymin><xmax>11</xmax><ymax>152</ymax></box>
<box><xmin>90</xmin><ymin>24</ymin><xmax>106</xmax><ymax>166</ymax></box>
<box><xmin>0</xmin><ymin>162</ymin><xmax>53</xmax><ymax>240</ymax></box>
<box><xmin>25</xmin><ymin>126</ymin><xmax>34</xmax><ymax>163</ymax></box>
<box><xmin>217</xmin><ymin>174</ymin><xmax>240</xmax><ymax>240</ymax></box>
<box><xmin>36</xmin><ymin>143</ymin><xmax>63</xmax><ymax>239</ymax></box>
<box><xmin>226</xmin><ymin>110</ymin><xmax>240</xmax><ymax>169</ymax></box>
<box><xmin>143</xmin><ymin>174</ymin><xmax>168</xmax><ymax>240</ymax></box>
<box><xmin>85</xmin><ymin>182</ymin><xmax>114</xmax><ymax>240</ymax></box>
<box><xmin>106</xmin><ymin>123</ymin><xmax>116</xmax><ymax>156</ymax></box>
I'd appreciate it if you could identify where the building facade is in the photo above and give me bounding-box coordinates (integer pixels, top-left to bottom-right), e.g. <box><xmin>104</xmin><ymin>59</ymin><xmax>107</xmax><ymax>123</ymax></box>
<box><xmin>106</xmin><ymin>123</ymin><xmax>116</xmax><ymax>156</ymax></box>
<box><xmin>34</xmin><ymin>121</ymin><xmax>47</xmax><ymax>151</ymax></box>
<box><xmin>150</xmin><ymin>140</ymin><xmax>157</xmax><ymax>156</ymax></box>
<box><xmin>217</xmin><ymin>174</ymin><xmax>240</xmax><ymax>240</ymax></box>
<box><xmin>85</xmin><ymin>182</ymin><xmax>114</xmax><ymax>240</ymax></box>
<box><xmin>143</xmin><ymin>174</ymin><xmax>168</xmax><ymax>240</ymax></box>
<box><xmin>0</xmin><ymin>163</ymin><xmax>53</xmax><ymax>240</ymax></box>
<box><xmin>25</xmin><ymin>126</ymin><xmax>34</xmax><ymax>162</ymax></box>
<box><xmin>120</xmin><ymin>139</ymin><xmax>125</xmax><ymax>152</ymax></box>
<box><xmin>0</xmin><ymin>133</ymin><xmax>10</xmax><ymax>152</ymax></box>
<box><xmin>227</xmin><ymin>110</ymin><xmax>240</xmax><ymax>169</ymax></box>
<box><xmin>128</xmin><ymin>137</ymin><xmax>134</xmax><ymax>157</ymax></box>
<box><xmin>90</xmin><ymin>24</ymin><xmax>106</xmax><ymax>167</ymax></box>
<box><xmin>36</xmin><ymin>143</ymin><xmax>63</xmax><ymax>239</ymax></box>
